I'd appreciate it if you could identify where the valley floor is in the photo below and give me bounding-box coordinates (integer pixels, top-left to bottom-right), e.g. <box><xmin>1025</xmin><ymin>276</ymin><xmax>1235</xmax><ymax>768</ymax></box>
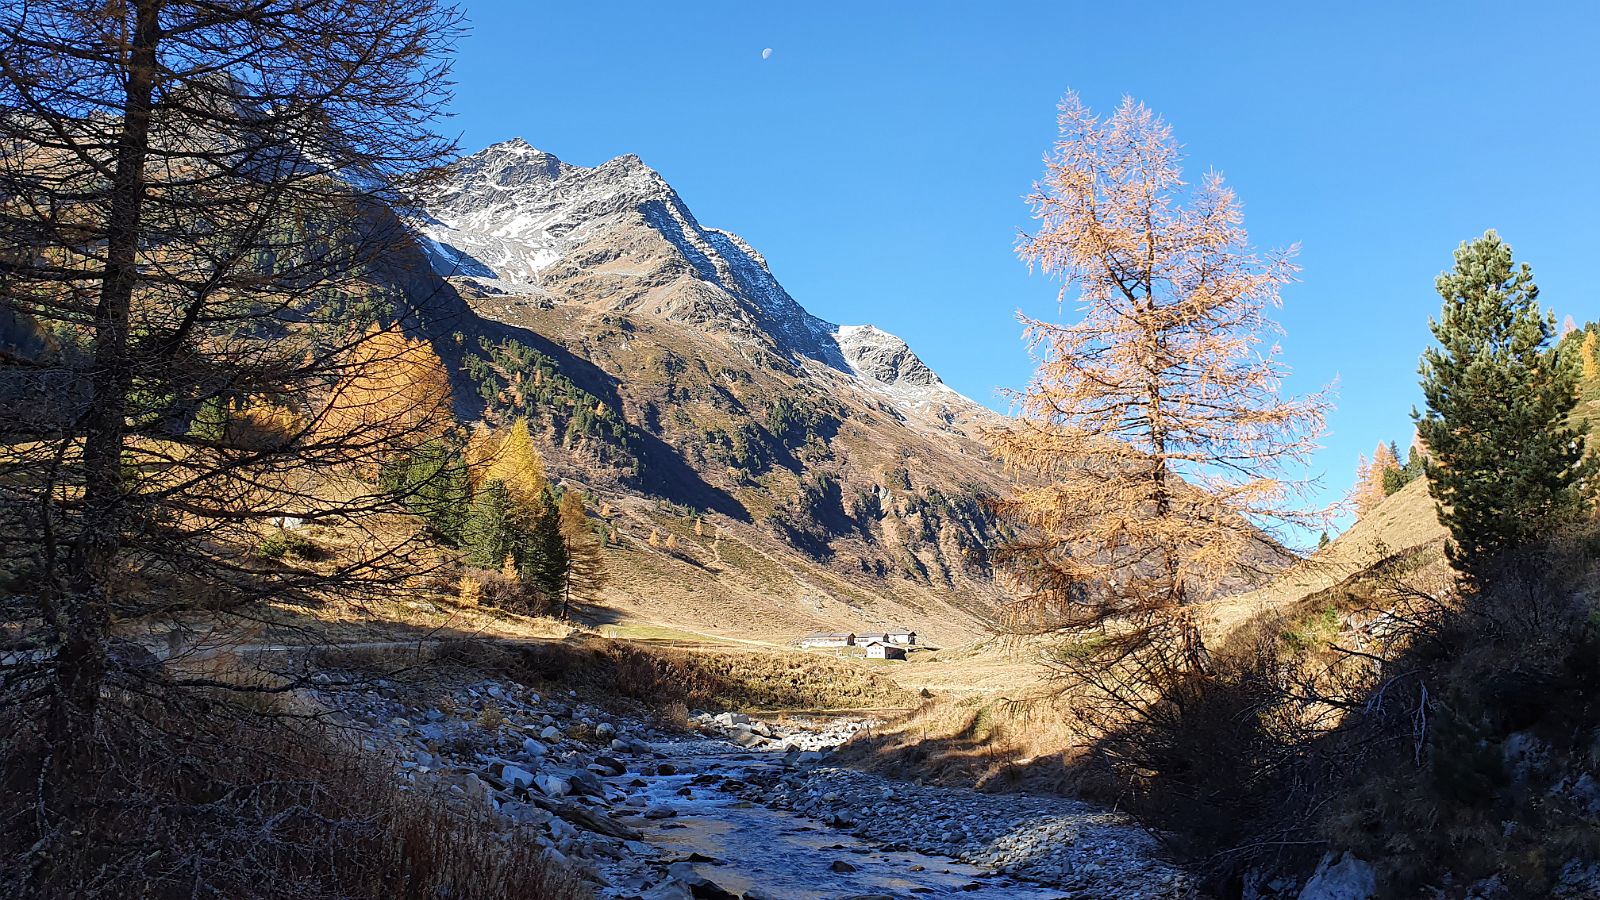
<box><xmin>315</xmin><ymin>650</ymin><xmax>1192</xmax><ymax>899</ymax></box>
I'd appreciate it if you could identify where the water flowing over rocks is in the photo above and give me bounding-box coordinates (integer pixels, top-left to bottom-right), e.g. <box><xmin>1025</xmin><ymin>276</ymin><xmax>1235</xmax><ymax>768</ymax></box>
<box><xmin>315</xmin><ymin>671</ymin><xmax>1196</xmax><ymax>899</ymax></box>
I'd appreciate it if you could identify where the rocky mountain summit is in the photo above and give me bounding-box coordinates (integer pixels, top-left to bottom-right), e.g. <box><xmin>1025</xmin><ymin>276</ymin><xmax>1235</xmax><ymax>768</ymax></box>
<box><xmin>414</xmin><ymin>140</ymin><xmax>985</xmax><ymax>435</ymax></box>
<box><xmin>401</xmin><ymin>140</ymin><xmax>1013</xmax><ymax>642</ymax></box>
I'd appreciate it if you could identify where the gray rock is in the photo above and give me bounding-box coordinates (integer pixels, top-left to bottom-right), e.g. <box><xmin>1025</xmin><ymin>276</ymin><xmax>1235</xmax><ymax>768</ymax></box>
<box><xmin>1556</xmin><ymin>859</ymin><xmax>1600</xmax><ymax>898</ymax></box>
<box><xmin>464</xmin><ymin>772</ymin><xmax>496</xmax><ymax>805</ymax></box>
<box><xmin>1298</xmin><ymin>852</ymin><xmax>1377</xmax><ymax>900</ymax></box>
<box><xmin>665</xmin><ymin>862</ymin><xmax>739</xmax><ymax>900</ymax></box>
<box><xmin>643</xmin><ymin>805</ymin><xmax>678</xmax><ymax>819</ymax></box>
<box><xmin>568</xmin><ymin>769</ymin><xmax>607</xmax><ymax>797</ymax></box>
<box><xmin>500</xmin><ymin>763</ymin><xmax>536</xmax><ymax>790</ymax></box>
<box><xmin>541</xmin><ymin>725</ymin><xmax>562</xmax><ymax>741</ymax></box>
<box><xmin>536</xmin><ymin>774</ymin><xmax>571</xmax><ymax>798</ymax></box>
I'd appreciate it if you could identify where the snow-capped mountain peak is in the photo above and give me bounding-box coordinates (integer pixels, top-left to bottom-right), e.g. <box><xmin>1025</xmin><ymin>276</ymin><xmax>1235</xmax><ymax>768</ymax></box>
<box><xmin>834</xmin><ymin>325</ymin><xmax>942</xmax><ymax>389</ymax></box>
<box><xmin>412</xmin><ymin>140</ymin><xmax>989</xmax><ymax>429</ymax></box>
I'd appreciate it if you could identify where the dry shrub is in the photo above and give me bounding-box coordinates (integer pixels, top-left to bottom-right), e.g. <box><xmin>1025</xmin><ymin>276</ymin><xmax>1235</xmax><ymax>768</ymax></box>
<box><xmin>458</xmin><ymin>568</ymin><xmax>554</xmax><ymax>617</ymax></box>
<box><xmin>424</xmin><ymin>636</ymin><xmax>911</xmax><ymax>714</ymax></box>
<box><xmin>0</xmin><ymin>683</ymin><xmax>588</xmax><ymax>900</ymax></box>
<box><xmin>1064</xmin><ymin>528</ymin><xmax>1600</xmax><ymax>895</ymax></box>
<box><xmin>1314</xmin><ymin>531</ymin><xmax>1600</xmax><ymax>896</ymax></box>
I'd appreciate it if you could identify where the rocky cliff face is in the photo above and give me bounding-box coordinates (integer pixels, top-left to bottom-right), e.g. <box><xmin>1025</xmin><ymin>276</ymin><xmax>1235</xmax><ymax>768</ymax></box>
<box><xmin>403</xmin><ymin>140</ymin><xmax>1011</xmax><ymax>642</ymax></box>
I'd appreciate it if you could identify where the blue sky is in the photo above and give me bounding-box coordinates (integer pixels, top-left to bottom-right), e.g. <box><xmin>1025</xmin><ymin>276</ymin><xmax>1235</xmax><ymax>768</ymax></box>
<box><xmin>442</xmin><ymin>1</ymin><xmax>1600</xmax><ymax>530</ymax></box>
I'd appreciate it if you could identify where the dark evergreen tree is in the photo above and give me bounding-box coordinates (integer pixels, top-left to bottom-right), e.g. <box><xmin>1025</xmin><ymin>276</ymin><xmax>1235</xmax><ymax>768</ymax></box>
<box><xmin>1414</xmin><ymin>231</ymin><xmax>1593</xmax><ymax>579</ymax></box>
<box><xmin>1404</xmin><ymin>445</ymin><xmax>1426</xmax><ymax>481</ymax></box>
<box><xmin>517</xmin><ymin>486</ymin><xmax>569</xmax><ymax>601</ymax></box>
<box><xmin>462</xmin><ymin>480</ymin><xmax>514</xmax><ymax>569</ymax></box>
<box><xmin>382</xmin><ymin>441</ymin><xmax>470</xmax><ymax>544</ymax></box>
<box><xmin>407</xmin><ymin>443</ymin><xmax>470</xmax><ymax>544</ymax></box>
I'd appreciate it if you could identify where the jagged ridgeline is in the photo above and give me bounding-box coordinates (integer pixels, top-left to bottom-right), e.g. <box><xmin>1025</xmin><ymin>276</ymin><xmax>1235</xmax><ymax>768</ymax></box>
<box><xmin>354</xmin><ymin>139</ymin><xmax>1014</xmax><ymax>640</ymax></box>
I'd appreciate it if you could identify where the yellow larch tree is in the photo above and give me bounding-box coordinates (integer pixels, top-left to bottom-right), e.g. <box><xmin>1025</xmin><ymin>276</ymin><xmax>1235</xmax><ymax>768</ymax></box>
<box><xmin>1582</xmin><ymin>329</ymin><xmax>1599</xmax><ymax>381</ymax></box>
<box><xmin>480</xmin><ymin>418</ymin><xmax>546</xmax><ymax>510</ymax></box>
<box><xmin>556</xmin><ymin>492</ymin><xmax>606</xmax><ymax>618</ymax></box>
<box><xmin>988</xmin><ymin>93</ymin><xmax>1329</xmax><ymax>686</ymax></box>
<box><xmin>463</xmin><ymin>421</ymin><xmax>498</xmax><ymax>486</ymax></box>
<box><xmin>1352</xmin><ymin>442</ymin><xmax>1397</xmax><ymax>517</ymax></box>
<box><xmin>321</xmin><ymin>323</ymin><xmax>452</xmax><ymax>445</ymax></box>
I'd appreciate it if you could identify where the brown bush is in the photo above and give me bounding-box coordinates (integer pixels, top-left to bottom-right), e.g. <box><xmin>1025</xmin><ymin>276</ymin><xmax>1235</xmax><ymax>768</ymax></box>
<box><xmin>0</xmin><ymin>684</ymin><xmax>588</xmax><ymax>900</ymax></box>
<box><xmin>458</xmin><ymin>568</ymin><xmax>555</xmax><ymax>617</ymax></box>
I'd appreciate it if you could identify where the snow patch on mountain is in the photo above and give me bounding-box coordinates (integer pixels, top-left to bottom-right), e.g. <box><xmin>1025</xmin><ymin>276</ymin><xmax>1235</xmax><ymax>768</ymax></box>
<box><xmin>413</xmin><ymin>139</ymin><xmax>990</xmax><ymax>428</ymax></box>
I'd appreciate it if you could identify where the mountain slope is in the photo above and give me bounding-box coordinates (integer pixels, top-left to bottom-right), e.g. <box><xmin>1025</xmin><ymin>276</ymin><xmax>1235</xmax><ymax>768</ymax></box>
<box><xmin>404</xmin><ymin>141</ymin><xmax>1011</xmax><ymax>644</ymax></box>
<box><xmin>1198</xmin><ymin>477</ymin><xmax>1449</xmax><ymax>642</ymax></box>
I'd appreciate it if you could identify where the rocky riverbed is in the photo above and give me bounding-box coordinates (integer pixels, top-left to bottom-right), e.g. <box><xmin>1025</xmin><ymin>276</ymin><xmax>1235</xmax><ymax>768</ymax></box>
<box><xmin>314</xmin><ymin>671</ymin><xmax>1195</xmax><ymax>899</ymax></box>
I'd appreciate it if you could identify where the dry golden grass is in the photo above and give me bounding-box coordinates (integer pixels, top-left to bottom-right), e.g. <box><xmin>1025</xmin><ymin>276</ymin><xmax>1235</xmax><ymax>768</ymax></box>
<box><xmin>1196</xmin><ymin>477</ymin><xmax>1448</xmax><ymax>642</ymax></box>
<box><xmin>0</xmin><ymin>681</ymin><xmax>588</xmax><ymax>900</ymax></box>
<box><xmin>835</xmin><ymin>693</ymin><xmax>1089</xmax><ymax>794</ymax></box>
<box><xmin>831</xmin><ymin>480</ymin><xmax>1456</xmax><ymax>800</ymax></box>
<box><xmin>320</xmin><ymin>633</ymin><xmax>915</xmax><ymax>716</ymax></box>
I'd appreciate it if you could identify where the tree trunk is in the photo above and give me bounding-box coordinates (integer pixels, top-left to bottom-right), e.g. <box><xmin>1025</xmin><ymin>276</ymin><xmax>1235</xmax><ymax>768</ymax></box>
<box><xmin>48</xmin><ymin>0</ymin><xmax>161</xmax><ymax>789</ymax></box>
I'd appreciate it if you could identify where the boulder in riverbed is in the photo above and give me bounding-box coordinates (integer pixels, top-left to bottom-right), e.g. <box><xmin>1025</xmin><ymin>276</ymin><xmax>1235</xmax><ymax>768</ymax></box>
<box><xmin>1298</xmin><ymin>852</ymin><xmax>1376</xmax><ymax>900</ymax></box>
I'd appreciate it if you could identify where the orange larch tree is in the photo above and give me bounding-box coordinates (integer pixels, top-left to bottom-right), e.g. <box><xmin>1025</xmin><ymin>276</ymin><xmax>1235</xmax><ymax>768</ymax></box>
<box><xmin>988</xmin><ymin>93</ymin><xmax>1329</xmax><ymax>687</ymax></box>
<box><xmin>321</xmin><ymin>323</ymin><xmax>452</xmax><ymax>446</ymax></box>
<box><xmin>1351</xmin><ymin>441</ymin><xmax>1397</xmax><ymax>517</ymax></box>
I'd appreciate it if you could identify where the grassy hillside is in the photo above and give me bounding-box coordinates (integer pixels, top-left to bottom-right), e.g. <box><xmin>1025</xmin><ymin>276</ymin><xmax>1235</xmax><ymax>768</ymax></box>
<box><xmin>1197</xmin><ymin>476</ymin><xmax>1448</xmax><ymax>642</ymax></box>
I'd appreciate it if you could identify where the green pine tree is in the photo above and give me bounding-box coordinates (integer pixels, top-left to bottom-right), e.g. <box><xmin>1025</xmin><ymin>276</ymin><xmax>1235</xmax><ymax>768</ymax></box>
<box><xmin>517</xmin><ymin>486</ymin><xmax>569</xmax><ymax>602</ymax></box>
<box><xmin>405</xmin><ymin>441</ymin><xmax>470</xmax><ymax>544</ymax></box>
<box><xmin>462</xmin><ymin>479</ymin><xmax>515</xmax><ymax>569</ymax></box>
<box><xmin>380</xmin><ymin>441</ymin><xmax>471</xmax><ymax>545</ymax></box>
<box><xmin>1413</xmin><ymin>230</ymin><xmax>1593</xmax><ymax>580</ymax></box>
<box><xmin>1381</xmin><ymin>440</ymin><xmax>1411</xmax><ymax>496</ymax></box>
<box><xmin>1403</xmin><ymin>445</ymin><xmax>1426</xmax><ymax>481</ymax></box>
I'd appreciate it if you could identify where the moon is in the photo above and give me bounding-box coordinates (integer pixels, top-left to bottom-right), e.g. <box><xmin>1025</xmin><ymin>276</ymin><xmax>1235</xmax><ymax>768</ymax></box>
<box><xmin>761</xmin><ymin>48</ymin><xmax>773</xmax><ymax>60</ymax></box>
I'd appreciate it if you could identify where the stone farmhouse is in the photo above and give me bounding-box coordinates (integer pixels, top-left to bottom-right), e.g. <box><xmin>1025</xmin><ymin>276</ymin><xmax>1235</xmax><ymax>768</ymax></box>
<box><xmin>857</xmin><ymin>629</ymin><xmax>916</xmax><ymax>647</ymax></box>
<box><xmin>863</xmin><ymin>640</ymin><xmax>907</xmax><ymax>660</ymax></box>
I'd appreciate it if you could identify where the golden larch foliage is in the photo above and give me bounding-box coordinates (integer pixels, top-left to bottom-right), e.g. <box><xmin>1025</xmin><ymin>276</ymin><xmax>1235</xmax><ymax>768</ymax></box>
<box><xmin>224</xmin><ymin>397</ymin><xmax>304</xmax><ymax>449</ymax></box>
<box><xmin>480</xmin><ymin>419</ymin><xmax>546</xmax><ymax>509</ymax></box>
<box><xmin>557</xmin><ymin>491</ymin><xmax>606</xmax><ymax>616</ymax></box>
<box><xmin>1351</xmin><ymin>442</ymin><xmax>1396</xmax><ymax>517</ymax></box>
<box><xmin>988</xmin><ymin>92</ymin><xmax>1328</xmax><ymax>678</ymax></box>
<box><xmin>464</xmin><ymin>422</ymin><xmax>497</xmax><ymax>486</ymax></box>
<box><xmin>1582</xmin><ymin>330</ymin><xmax>1599</xmax><ymax>380</ymax></box>
<box><xmin>321</xmin><ymin>324</ymin><xmax>451</xmax><ymax>443</ymax></box>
